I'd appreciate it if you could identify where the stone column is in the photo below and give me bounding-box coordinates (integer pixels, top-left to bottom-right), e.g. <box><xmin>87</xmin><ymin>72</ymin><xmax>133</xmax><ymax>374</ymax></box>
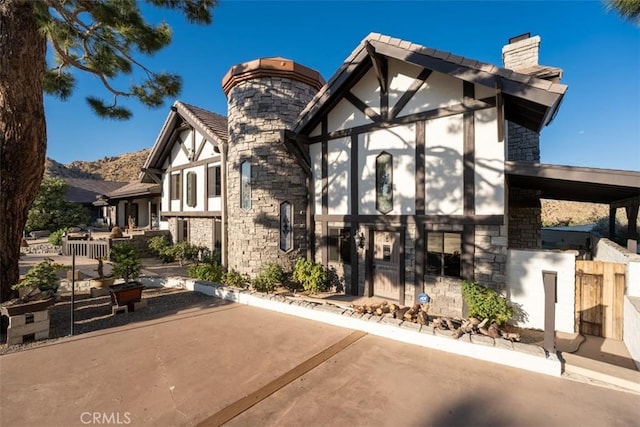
<box><xmin>222</xmin><ymin>58</ymin><xmax>324</xmax><ymax>277</ymax></box>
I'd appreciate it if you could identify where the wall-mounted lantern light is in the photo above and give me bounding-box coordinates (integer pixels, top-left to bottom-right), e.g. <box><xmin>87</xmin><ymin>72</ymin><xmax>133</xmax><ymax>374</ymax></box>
<box><xmin>355</xmin><ymin>231</ymin><xmax>365</xmax><ymax>249</ymax></box>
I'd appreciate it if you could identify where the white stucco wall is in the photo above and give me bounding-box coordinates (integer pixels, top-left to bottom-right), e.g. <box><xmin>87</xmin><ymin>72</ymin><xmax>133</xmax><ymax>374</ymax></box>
<box><xmin>397</xmin><ymin>70</ymin><xmax>462</xmax><ymax>118</ymax></box>
<box><xmin>474</xmin><ymin>83</ymin><xmax>496</xmax><ymax>100</ymax></box>
<box><xmin>474</xmin><ymin>107</ymin><xmax>505</xmax><ymax>215</ymax></box>
<box><xmin>624</xmin><ymin>297</ymin><xmax>640</xmax><ymax>370</ymax></box>
<box><xmin>507</xmin><ymin>249</ymin><xmax>577</xmax><ymax>333</ymax></box>
<box><xmin>424</xmin><ymin>114</ymin><xmax>463</xmax><ymax>215</ymax></box>
<box><xmin>170</xmin><ymin>131</ymin><xmax>190</xmax><ymax>166</ymax></box>
<box><xmin>358</xmin><ymin>124</ymin><xmax>416</xmax><ymax>215</ymax></box>
<box><xmin>387</xmin><ymin>59</ymin><xmax>421</xmax><ymax>113</ymax></box>
<box><xmin>309</xmin><ymin>143</ymin><xmax>322</xmax><ymax>215</ymax></box>
<box><xmin>593</xmin><ymin>236</ymin><xmax>640</xmax><ymax>297</ymax></box>
<box><xmin>327</xmin><ymin>137</ymin><xmax>351</xmax><ymax>214</ymax></box>
<box><xmin>327</xmin><ymin>98</ymin><xmax>372</xmax><ymax>133</ymax></box>
<box><xmin>350</xmin><ymin>68</ymin><xmax>381</xmax><ymax>115</ymax></box>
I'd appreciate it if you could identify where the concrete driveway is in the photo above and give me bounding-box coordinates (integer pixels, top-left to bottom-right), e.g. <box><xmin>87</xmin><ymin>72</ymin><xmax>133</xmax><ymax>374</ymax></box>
<box><xmin>1</xmin><ymin>301</ymin><xmax>638</xmax><ymax>427</ymax></box>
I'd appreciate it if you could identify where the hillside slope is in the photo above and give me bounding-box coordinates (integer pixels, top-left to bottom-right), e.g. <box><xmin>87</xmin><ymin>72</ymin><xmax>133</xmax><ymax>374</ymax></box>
<box><xmin>45</xmin><ymin>148</ymin><xmax>150</xmax><ymax>182</ymax></box>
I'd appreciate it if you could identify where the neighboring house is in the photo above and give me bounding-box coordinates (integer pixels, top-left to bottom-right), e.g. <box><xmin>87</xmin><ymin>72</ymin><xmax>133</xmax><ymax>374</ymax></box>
<box><xmin>63</xmin><ymin>178</ymin><xmax>127</xmax><ymax>225</ymax></box>
<box><xmin>140</xmin><ymin>33</ymin><xmax>640</xmax><ymax>325</ymax></box>
<box><xmin>94</xmin><ymin>181</ymin><xmax>162</xmax><ymax>230</ymax></box>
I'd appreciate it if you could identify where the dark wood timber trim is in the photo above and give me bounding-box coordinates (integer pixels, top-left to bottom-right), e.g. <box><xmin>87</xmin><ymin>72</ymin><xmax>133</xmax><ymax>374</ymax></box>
<box><xmin>313</xmin><ymin>214</ymin><xmax>504</xmax><ymax>226</ymax></box>
<box><xmin>462</xmin><ymin>224</ymin><xmax>475</xmax><ymax>282</ymax></box>
<box><xmin>179</xmin><ymin>170</ymin><xmax>184</xmax><ymax>212</ymax></box>
<box><xmin>160</xmin><ymin>211</ymin><xmax>221</xmax><ymax>218</ymax></box>
<box><xmin>399</xmin><ymin>229</ymin><xmax>406</xmax><ymax>304</ymax></box>
<box><xmin>307</xmin><ymin>174</ymin><xmax>314</xmax><ymax>261</ymax></box>
<box><xmin>626</xmin><ymin>203</ymin><xmax>639</xmax><ymax>240</ymax></box>
<box><xmin>415</xmin><ymin>224</ymin><xmax>425</xmax><ymax>299</ymax></box>
<box><xmin>281</xmin><ymin>131</ymin><xmax>311</xmax><ymax>175</ymax></box>
<box><xmin>165</xmin><ymin>156</ymin><xmax>222</xmax><ymax>172</ymax></box>
<box><xmin>194</xmin><ymin>136</ymin><xmax>207</xmax><ymax>162</ymax></box>
<box><xmin>321</xmin><ymin>117</ymin><xmax>329</xmax><ymax>267</ymax></box>
<box><xmin>204</xmin><ymin>163</ymin><xmax>209</xmax><ymax>212</ymax></box>
<box><xmin>415</xmin><ymin>121</ymin><xmax>426</xmax><ymax>215</ymax></box>
<box><xmin>495</xmin><ymin>81</ymin><xmax>504</xmax><ymax>142</ymax></box>
<box><xmin>380</xmin><ymin>57</ymin><xmax>389</xmax><ymax>119</ymax></box>
<box><xmin>141</xmin><ymin>168</ymin><xmax>163</xmax><ymax>184</ymax></box>
<box><xmin>305</xmin><ymin>98</ymin><xmax>495</xmax><ymax>144</ymax></box>
<box><xmin>350</xmin><ymin>133</ymin><xmax>359</xmax><ymax>295</ymax></box>
<box><xmin>609</xmin><ymin>207</ymin><xmax>616</xmax><ymax>240</ymax></box>
<box><xmin>463</xmin><ymin>81</ymin><xmax>475</xmax><ymax>216</ymax></box>
<box><xmin>390</xmin><ymin>69</ymin><xmax>433</xmax><ymax>120</ymax></box>
<box><xmin>365</xmin><ymin>41</ymin><xmax>387</xmax><ymax>94</ymax></box>
<box><xmin>345</xmin><ymin>91</ymin><xmax>382</xmax><ymax>122</ymax></box>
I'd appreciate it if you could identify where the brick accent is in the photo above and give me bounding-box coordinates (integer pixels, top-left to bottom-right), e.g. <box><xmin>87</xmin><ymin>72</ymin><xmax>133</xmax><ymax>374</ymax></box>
<box><xmin>507</xmin><ymin>122</ymin><xmax>540</xmax><ymax>163</ymax></box>
<box><xmin>509</xmin><ymin>188</ymin><xmax>542</xmax><ymax>249</ymax></box>
<box><xmin>225</xmin><ymin>73</ymin><xmax>320</xmax><ymax>277</ymax></box>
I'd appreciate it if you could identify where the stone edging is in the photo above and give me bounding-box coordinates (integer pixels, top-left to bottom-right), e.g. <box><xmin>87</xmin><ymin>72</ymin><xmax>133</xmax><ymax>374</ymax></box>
<box><xmin>157</xmin><ymin>277</ymin><xmax>562</xmax><ymax>377</ymax></box>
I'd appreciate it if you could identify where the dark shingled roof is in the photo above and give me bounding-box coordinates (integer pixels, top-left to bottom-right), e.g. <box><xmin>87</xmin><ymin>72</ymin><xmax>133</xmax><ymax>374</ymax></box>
<box><xmin>141</xmin><ymin>101</ymin><xmax>228</xmax><ymax>183</ymax></box>
<box><xmin>293</xmin><ymin>32</ymin><xmax>567</xmax><ymax>135</ymax></box>
<box><xmin>106</xmin><ymin>181</ymin><xmax>161</xmax><ymax>199</ymax></box>
<box><xmin>64</xmin><ymin>178</ymin><xmax>127</xmax><ymax>204</ymax></box>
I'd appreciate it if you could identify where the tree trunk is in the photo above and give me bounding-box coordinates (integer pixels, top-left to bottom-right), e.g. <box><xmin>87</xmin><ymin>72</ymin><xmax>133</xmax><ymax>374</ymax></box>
<box><xmin>0</xmin><ymin>1</ymin><xmax>47</xmax><ymax>302</ymax></box>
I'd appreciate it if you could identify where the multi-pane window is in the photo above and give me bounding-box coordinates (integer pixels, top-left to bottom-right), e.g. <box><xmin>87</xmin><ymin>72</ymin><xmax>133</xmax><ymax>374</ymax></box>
<box><xmin>207</xmin><ymin>165</ymin><xmax>221</xmax><ymax>197</ymax></box>
<box><xmin>426</xmin><ymin>232</ymin><xmax>462</xmax><ymax>278</ymax></box>
<box><xmin>170</xmin><ymin>173</ymin><xmax>181</xmax><ymax>200</ymax></box>
<box><xmin>186</xmin><ymin>172</ymin><xmax>197</xmax><ymax>207</ymax></box>
<box><xmin>240</xmin><ymin>161</ymin><xmax>251</xmax><ymax>210</ymax></box>
<box><xmin>328</xmin><ymin>227</ymin><xmax>351</xmax><ymax>265</ymax></box>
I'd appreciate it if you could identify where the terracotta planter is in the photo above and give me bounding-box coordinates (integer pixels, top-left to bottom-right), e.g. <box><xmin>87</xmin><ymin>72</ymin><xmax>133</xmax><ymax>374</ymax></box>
<box><xmin>108</xmin><ymin>283</ymin><xmax>144</xmax><ymax>311</ymax></box>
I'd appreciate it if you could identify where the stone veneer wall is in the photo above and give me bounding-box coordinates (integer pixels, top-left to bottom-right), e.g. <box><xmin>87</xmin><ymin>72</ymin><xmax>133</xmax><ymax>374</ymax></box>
<box><xmin>189</xmin><ymin>218</ymin><xmax>215</xmax><ymax>251</ymax></box>
<box><xmin>507</xmin><ymin>122</ymin><xmax>540</xmax><ymax>163</ymax></box>
<box><xmin>226</xmin><ymin>77</ymin><xmax>319</xmax><ymax>276</ymax></box>
<box><xmin>474</xmin><ymin>225</ymin><xmax>508</xmax><ymax>290</ymax></box>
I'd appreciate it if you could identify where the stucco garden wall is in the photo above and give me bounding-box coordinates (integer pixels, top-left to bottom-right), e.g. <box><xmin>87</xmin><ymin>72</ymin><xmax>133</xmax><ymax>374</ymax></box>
<box><xmin>507</xmin><ymin>249</ymin><xmax>577</xmax><ymax>333</ymax></box>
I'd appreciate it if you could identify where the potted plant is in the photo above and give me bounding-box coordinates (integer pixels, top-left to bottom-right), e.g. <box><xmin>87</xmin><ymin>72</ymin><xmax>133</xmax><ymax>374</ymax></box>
<box><xmin>108</xmin><ymin>242</ymin><xmax>144</xmax><ymax>309</ymax></box>
<box><xmin>89</xmin><ymin>257</ymin><xmax>115</xmax><ymax>288</ymax></box>
<box><xmin>2</xmin><ymin>258</ymin><xmax>67</xmax><ymax>316</ymax></box>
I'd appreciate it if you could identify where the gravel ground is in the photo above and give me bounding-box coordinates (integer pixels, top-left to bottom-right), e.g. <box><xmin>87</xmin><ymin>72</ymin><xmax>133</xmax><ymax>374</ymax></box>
<box><xmin>0</xmin><ymin>287</ymin><xmax>220</xmax><ymax>355</ymax></box>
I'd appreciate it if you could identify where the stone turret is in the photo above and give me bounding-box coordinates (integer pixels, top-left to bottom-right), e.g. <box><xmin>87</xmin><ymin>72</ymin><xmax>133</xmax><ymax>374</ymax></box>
<box><xmin>222</xmin><ymin>58</ymin><xmax>324</xmax><ymax>276</ymax></box>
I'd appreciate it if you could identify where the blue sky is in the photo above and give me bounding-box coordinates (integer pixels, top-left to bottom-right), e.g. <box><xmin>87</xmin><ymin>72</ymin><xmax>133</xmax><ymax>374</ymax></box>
<box><xmin>45</xmin><ymin>0</ymin><xmax>640</xmax><ymax>171</ymax></box>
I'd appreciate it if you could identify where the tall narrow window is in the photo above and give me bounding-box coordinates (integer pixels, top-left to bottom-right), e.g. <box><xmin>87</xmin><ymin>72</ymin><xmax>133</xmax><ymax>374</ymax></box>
<box><xmin>280</xmin><ymin>201</ymin><xmax>293</xmax><ymax>252</ymax></box>
<box><xmin>207</xmin><ymin>165</ymin><xmax>221</xmax><ymax>197</ymax></box>
<box><xmin>426</xmin><ymin>231</ymin><xmax>462</xmax><ymax>278</ymax></box>
<box><xmin>186</xmin><ymin>172</ymin><xmax>197</xmax><ymax>207</ymax></box>
<box><xmin>376</xmin><ymin>151</ymin><xmax>393</xmax><ymax>214</ymax></box>
<box><xmin>328</xmin><ymin>227</ymin><xmax>351</xmax><ymax>265</ymax></box>
<box><xmin>240</xmin><ymin>161</ymin><xmax>251</xmax><ymax>210</ymax></box>
<box><xmin>170</xmin><ymin>173</ymin><xmax>181</xmax><ymax>200</ymax></box>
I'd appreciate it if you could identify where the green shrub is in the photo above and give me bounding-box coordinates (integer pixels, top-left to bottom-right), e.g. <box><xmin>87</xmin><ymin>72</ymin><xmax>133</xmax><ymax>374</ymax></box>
<box><xmin>110</xmin><ymin>242</ymin><xmax>142</xmax><ymax>284</ymax></box>
<box><xmin>223</xmin><ymin>269</ymin><xmax>249</xmax><ymax>289</ymax></box>
<box><xmin>148</xmin><ymin>235</ymin><xmax>175</xmax><ymax>263</ymax></box>
<box><xmin>188</xmin><ymin>261</ymin><xmax>224</xmax><ymax>283</ymax></box>
<box><xmin>48</xmin><ymin>228</ymin><xmax>67</xmax><ymax>246</ymax></box>
<box><xmin>251</xmin><ymin>262</ymin><xmax>284</xmax><ymax>293</ymax></box>
<box><xmin>461</xmin><ymin>280</ymin><xmax>514</xmax><ymax>324</ymax></box>
<box><xmin>292</xmin><ymin>258</ymin><xmax>327</xmax><ymax>294</ymax></box>
<box><xmin>171</xmin><ymin>241</ymin><xmax>203</xmax><ymax>266</ymax></box>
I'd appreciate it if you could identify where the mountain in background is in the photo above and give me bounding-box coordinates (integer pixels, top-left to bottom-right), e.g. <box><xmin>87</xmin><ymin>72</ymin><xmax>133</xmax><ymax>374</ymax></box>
<box><xmin>46</xmin><ymin>148</ymin><xmax>613</xmax><ymax>227</ymax></box>
<box><xmin>45</xmin><ymin>148</ymin><xmax>150</xmax><ymax>182</ymax></box>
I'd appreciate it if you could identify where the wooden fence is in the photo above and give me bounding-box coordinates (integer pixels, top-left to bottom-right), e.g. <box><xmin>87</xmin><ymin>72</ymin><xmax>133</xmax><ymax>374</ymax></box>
<box><xmin>62</xmin><ymin>238</ymin><xmax>110</xmax><ymax>259</ymax></box>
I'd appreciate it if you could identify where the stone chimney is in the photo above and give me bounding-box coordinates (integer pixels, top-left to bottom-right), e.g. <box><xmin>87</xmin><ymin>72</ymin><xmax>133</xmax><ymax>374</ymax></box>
<box><xmin>502</xmin><ymin>34</ymin><xmax>540</xmax><ymax>71</ymax></box>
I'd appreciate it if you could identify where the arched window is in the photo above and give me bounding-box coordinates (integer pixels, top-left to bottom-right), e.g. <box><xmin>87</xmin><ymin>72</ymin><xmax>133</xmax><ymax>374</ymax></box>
<box><xmin>376</xmin><ymin>151</ymin><xmax>393</xmax><ymax>214</ymax></box>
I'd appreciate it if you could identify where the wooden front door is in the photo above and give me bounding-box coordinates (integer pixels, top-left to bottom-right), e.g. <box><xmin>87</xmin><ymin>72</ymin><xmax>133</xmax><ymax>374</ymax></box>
<box><xmin>372</xmin><ymin>231</ymin><xmax>401</xmax><ymax>301</ymax></box>
<box><xmin>575</xmin><ymin>260</ymin><xmax>625</xmax><ymax>339</ymax></box>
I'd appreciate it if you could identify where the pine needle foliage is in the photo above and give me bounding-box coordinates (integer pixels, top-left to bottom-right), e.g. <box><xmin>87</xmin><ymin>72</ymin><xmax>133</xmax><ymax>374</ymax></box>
<box><xmin>34</xmin><ymin>0</ymin><xmax>217</xmax><ymax>119</ymax></box>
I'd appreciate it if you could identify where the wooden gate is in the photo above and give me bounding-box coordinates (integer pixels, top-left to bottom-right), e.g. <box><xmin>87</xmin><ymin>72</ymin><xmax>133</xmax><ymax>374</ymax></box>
<box><xmin>372</xmin><ymin>231</ymin><xmax>401</xmax><ymax>301</ymax></box>
<box><xmin>575</xmin><ymin>260</ymin><xmax>625</xmax><ymax>340</ymax></box>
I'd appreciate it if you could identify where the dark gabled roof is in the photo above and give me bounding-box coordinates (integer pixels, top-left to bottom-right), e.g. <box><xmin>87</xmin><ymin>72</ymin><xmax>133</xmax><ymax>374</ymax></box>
<box><xmin>64</xmin><ymin>178</ymin><xmax>127</xmax><ymax>204</ymax></box>
<box><xmin>293</xmin><ymin>33</ymin><xmax>567</xmax><ymax>136</ymax></box>
<box><xmin>506</xmin><ymin>161</ymin><xmax>640</xmax><ymax>205</ymax></box>
<box><xmin>141</xmin><ymin>101</ymin><xmax>227</xmax><ymax>182</ymax></box>
<box><xmin>105</xmin><ymin>181</ymin><xmax>161</xmax><ymax>200</ymax></box>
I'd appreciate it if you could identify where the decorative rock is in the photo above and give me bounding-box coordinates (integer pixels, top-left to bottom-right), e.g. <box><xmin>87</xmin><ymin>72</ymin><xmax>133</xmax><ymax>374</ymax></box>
<box><xmin>381</xmin><ymin>317</ymin><xmax>403</xmax><ymax>327</ymax></box>
<box><xmin>401</xmin><ymin>321</ymin><xmax>422</xmax><ymax>332</ymax></box>
<box><xmin>495</xmin><ymin>338</ymin><xmax>515</xmax><ymax>350</ymax></box>
<box><xmin>471</xmin><ymin>334</ymin><xmax>495</xmax><ymax>347</ymax></box>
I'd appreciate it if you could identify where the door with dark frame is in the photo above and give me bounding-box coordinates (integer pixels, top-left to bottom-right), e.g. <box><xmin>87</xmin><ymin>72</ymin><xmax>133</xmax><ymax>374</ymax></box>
<box><xmin>372</xmin><ymin>230</ymin><xmax>401</xmax><ymax>301</ymax></box>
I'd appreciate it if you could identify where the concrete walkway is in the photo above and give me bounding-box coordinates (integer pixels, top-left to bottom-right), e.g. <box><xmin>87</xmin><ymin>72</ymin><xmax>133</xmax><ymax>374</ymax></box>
<box><xmin>2</xmin><ymin>302</ymin><xmax>639</xmax><ymax>427</ymax></box>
